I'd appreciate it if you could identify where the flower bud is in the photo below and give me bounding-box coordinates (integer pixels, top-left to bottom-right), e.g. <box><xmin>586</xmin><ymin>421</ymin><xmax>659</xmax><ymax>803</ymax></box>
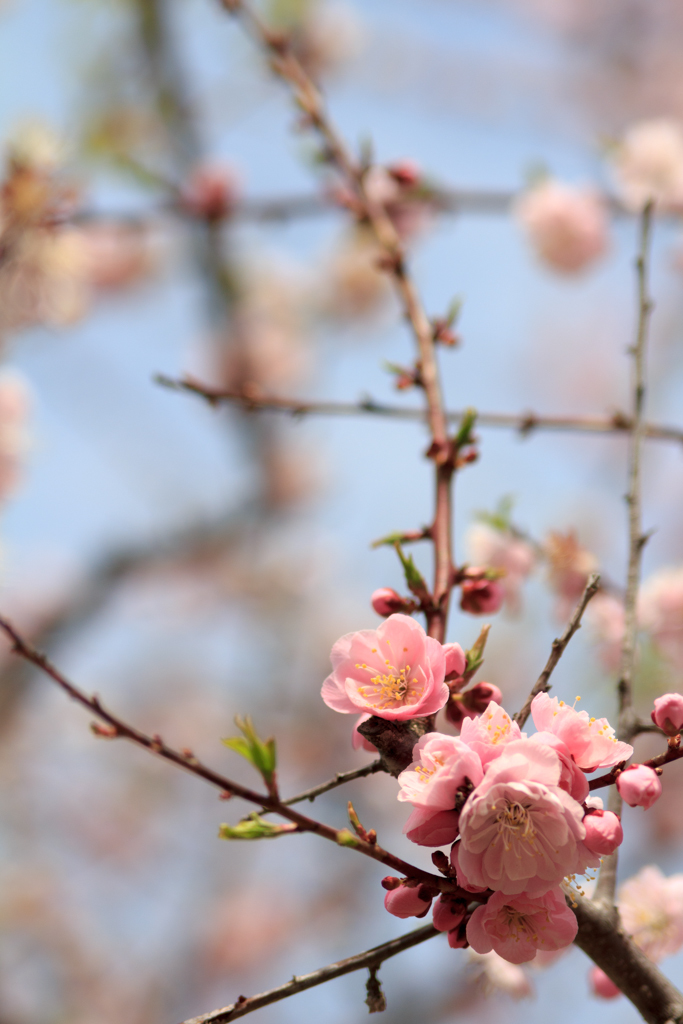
<box><xmin>616</xmin><ymin>764</ymin><xmax>662</xmax><ymax>809</ymax></box>
<box><xmin>447</xmin><ymin>919</ymin><xmax>469</xmax><ymax>949</ymax></box>
<box><xmin>432</xmin><ymin>896</ymin><xmax>467</xmax><ymax>933</ymax></box>
<box><xmin>460</xmin><ymin>578</ymin><xmax>504</xmax><ymax>615</ymax></box>
<box><xmin>371</xmin><ymin>587</ymin><xmax>414</xmax><ymax>617</ymax></box>
<box><xmin>582</xmin><ymin>809</ymin><xmax>623</xmax><ymax>856</ymax></box>
<box><xmin>589</xmin><ymin>966</ymin><xmax>621</xmax><ymax>999</ymax></box>
<box><xmin>446</xmin><ymin>682</ymin><xmax>503</xmax><ymax>728</ymax></box>
<box><xmin>387</xmin><ymin>159</ymin><xmax>421</xmax><ymax>187</ymax></box>
<box><xmin>383</xmin><ymin>881</ymin><xmax>433</xmax><ymax>919</ymax></box>
<box><xmin>180</xmin><ymin>163</ymin><xmax>239</xmax><ymax>221</ymax></box>
<box><xmin>652</xmin><ymin>693</ymin><xmax>683</xmax><ymax>736</ymax></box>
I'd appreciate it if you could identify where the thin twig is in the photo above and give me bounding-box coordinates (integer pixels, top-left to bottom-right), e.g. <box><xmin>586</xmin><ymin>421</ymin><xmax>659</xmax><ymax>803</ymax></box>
<box><xmin>282</xmin><ymin>761</ymin><xmax>383</xmax><ymax>805</ymax></box>
<box><xmin>594</xmin><ymin>201</ymin><xmax>655</xmax><ymax>911</ymax></box>
<box><xmin>0</xmin><ymin>617</ymin><xmax>464</xmax><ymax>895</ymax></box>
<box><xmin>155</xmin><ymin>375</ymin><xmax>683</xmax><ymax>447</ymax></box>
<box><xmin>179</xmin><ymin>924</ymin><xmax>439</xmax><ymax>1024</ymax></box>
<box><xmin>513</xmin><ymin>573</ymin><xmax>601</xmax><ymax>728</ymax></box>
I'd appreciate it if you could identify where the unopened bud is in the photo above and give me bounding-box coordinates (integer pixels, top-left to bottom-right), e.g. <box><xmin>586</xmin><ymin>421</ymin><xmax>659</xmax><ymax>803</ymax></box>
<box><xmin>616</xmin><ymin>764</ymin><xmax>662</xmax><ymax>809</ymax></box>
<box><xmin>460</xmin><ymin>577</ymin><xmax>504</xmax><ymax>615</ymax></box>
<box><xmin>387</xmin><ymin>159</ymin><xmax>421</xmax><ymax>187</ymax></box>
<box><xmin>371</xmin><ymin>587</ymin><xmax>415</xmax><ymax>617</ymax></box>
<box><xmin>381</xmin><ymin>876</ymin><xmax>401</xmax><ymax>891</ymax></box>
<box><xmin>652</xmin><ymin>693</ymin><xmax>683</xmax><ymax>736</ymax></box>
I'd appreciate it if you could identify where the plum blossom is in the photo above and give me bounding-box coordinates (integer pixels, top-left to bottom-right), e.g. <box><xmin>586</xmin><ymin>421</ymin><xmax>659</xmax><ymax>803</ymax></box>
<box><xmin>530</xmin><ymin>693</ymin><xmax>633</xmax><ymax>771</ymax></box>
<box><xmin>529</xmin><ymin>731</ymin><xmax>589</xmax><ymax>802</ymax></box>
<box><xmin>466</xmin><ymin>887</ymin><xmax>578</xmax><ymax>964</ymax></box>
<box><xmin>321</xmin><ymin>614</ymin><xmax>449</xmax><ymax>720</ymax></box>
<box><xmin>457</xmin><ymin>740</ymin><xmax>597</xmax><ymax>896</ymax></box>
<box><xmin>459</xmin><ymin>701</ymin><xmax>523</xmax><ymax>768</ymax></box>
<box><xmin>398</xmin><ymin>733</ymin><xmax>483</xmax><ymax>846</ymax></box>
<box><xmin>460</xmin><ymin>576</ymin><xmax>504</xmax><ymax>615</ymax></box>
<box><xmin>582</xmin><ymin>807</ymin><xmax>623</xmax><ymax>856</ymax></box>
<box><xmin>371</xmin><ymin>587</ymin><xmax>415</xmax><ymax>617</ymax></box>
<box><xmin>544</xmin><ymin>531</ymin><xmax>598</xmax><ymax>621</ymax></box>
<box><xmin>466</xmin><ymin>522</ymin><xmax>535</xmax><ymax>614</ymax></box>
<box><xmin>652</xmin><ymin>693</ymin><xmax>683</xmax><ymax>736</ymax></box>
<box><xmin>514</xmin><ymin>179</ymin><xmax>609</xmax><ymax>274</ymax></box>
<box><xmin>382</xmin><ymin>879</ymin><xmax>433</xmax><ymax>919</ymax></box>
<box><xmin>586</xmin><ymin>593</ymin><xmax>625</xmax><ymax>671</ymax></box>
<box><xmin>617</xmin><ymin>765</ymin><xmax>662</xmax><ymax>809</ymax></box>
<box><xmin>611</xmin><ymin>119</ymin><xmax>683</xmax><ymax>212</ymax></box>
<box><xmin>432</xmin><ymin>895</ymin><xmax>467</xmax><ymax>934</ymax></box>
<box><xmin>618</xmin><ymin>866</ymin><xmax>683</xmax><ymax>961</ymax></box>
<box><xmin>638</xmin><ymin>567</ymin><xmax>683</xmax><ymax>667</ymax></box>
<box><xmin>468</xmin><ymin>950</ymin><xmax>534</xmax><ymax>999</ymax></box>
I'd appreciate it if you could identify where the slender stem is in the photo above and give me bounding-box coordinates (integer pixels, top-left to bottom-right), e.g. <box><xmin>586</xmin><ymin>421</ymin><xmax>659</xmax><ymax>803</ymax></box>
<box><xmin>0</xmin><ymin>617</ymin><xmax>462</xmax><ymax>894</ymax></box>
<box><xmin>179</xmin><ymin>924</ymin><xmax>439</xmax><ymax>1024</ymax></box>
<box><xmin>594</xmin><ymin>201</ymin><xmax>655</xmax><ymax>910</ymax></box>
<box><xmin>281</xmin><ymin>760</ymin><xmax>383</xmax><ymax>806</ymax></box>
<box><xmin>154</xmin><ymin>376</ymin><xmax>683</xmax><ymax>448</ymax></box>
<box><xmin>513</xmin><ymin>574</ymin><xmax>601</xmax><ymax>728</ymax></box>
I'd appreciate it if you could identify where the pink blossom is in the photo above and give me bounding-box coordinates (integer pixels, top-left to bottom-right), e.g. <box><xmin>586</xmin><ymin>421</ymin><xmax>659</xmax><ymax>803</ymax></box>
<box><xmin>460</xmin><ymin>576</ymin><xmax>504</xmax><ymax>615</ymax></box>
<box><xmin>530</xmin><ymin>693</ymin><xmax>633</xmax><ymax>771</ymax></box>
<box><xmin>0</xmin><ymin>371</ymin><xmax>30</xmax><ymax>504</ymax></box>
<box><xmin>652</xmin><ymin>693</ymin><xmax>683</xmax><ymax>736</ymax></box>
<box><xmin>590</xmin><ymin>967</ymin><xmax>621</xmax><ymax>999</ymax></box>
<box><xmin>371</xmin><ymin>587</ymin><xmax>413</xmax><ymax>617</ymax></box>
<box><xmin>180</xmin><ymin>163</ymin><xmax>240</xmax><ymax>220</ymax></box>
<box><xmin>321</xmin><ymin>614</ymin><xmax>449</xmax><ymax>720</ymax></box>
<box><xmin>529</xmin><ymin>732</ymin><xmax>589</xmax><ymax>802</ymax></box>
<box><xmin>443</xmin><ymin>642</ymin><xmax>466</xmax><ymax>678</ymax></box>
<box><xmin>544</xmin><ymin>531</ymin><xmax>598</xmax><ymax>621</ymax></box>
<box><xmin>466</xmin><ymin>887</ymin><xmax>578</xmax><ymax>964</ymax></box>
<box><xmin>450</xmin><ymin>841</ymin><xmax>489</xmax><ymax>894</ymax></box>
<box><xmin>466</xmin><ymin>522</ymin><xmax>535</xmax><ymax>614</ymax></box>
<box><xmin>351</xmin><ymin>713</ymin><xmax>376</xmax><ymax>752</ymax></box>
<box><xmin>432</xmin><ymin>895</ymin><xmax>467</xmax><ymax>933</ymax></box>
<box><xmin>469</xmin><ymin>950</ymin><xmax>534</xmax><ymax>999</ymax></box>
<box><xmin>404</xmin><ymin>809</ymin><xmax>462</xmax><ymax>846</ymax></box>
<box><xmin>383</xmin><ymin>880</ymin><xmax>433</xmax><ymax>919</ymax></box>
<box><xmin>616</xmin><ymin>765</ymin><xmax>662</xmax><ymax>809</ymax></box>
<box><xmin>514</xmin><ymin>180</ymin><xmax>609</xmax><ymax>274</ymax></box>
<box><xmin>582</xmin><ymin>809</ymin><xmax>623</xmax><ymax>856</ymax></box>
<box><xmin>586</xmin><ymin>593</ymin><xmax>625</xmax><ymax>672</ymax></box>
<box><xmin>446</xmin><ymin>682</ymin><xmax>503</xmax><ymax>729</ymax></box>
<box><xmin>458</xmin><ymin>741</ymin><xmax>597</xmax><ymax>896</ymax></box>
<box><xmin>459</xmin><ymin>701</ymin><xmax>524</xmax><ymax>768</ymax></box>
<box><xmin>618</xmin><ymin>866</ymin><xmax>683</xmax><ymax>961</ymax></box>
<box><xmin>611</xmin><ymin>120</ymin><xmax>683</xmax><ymax>212</ymax></box>
<box><xmin>638</xmin><ymin>567</ymin><xmax>683</xmax><ymax>667</ymax></box>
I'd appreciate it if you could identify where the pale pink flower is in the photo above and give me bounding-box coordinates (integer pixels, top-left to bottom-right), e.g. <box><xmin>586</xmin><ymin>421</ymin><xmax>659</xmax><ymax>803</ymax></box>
<box><xmin>530</xmin><ymin>693</ymin><xmax>633</xmax><ymax>771</ymax></box>
<box><xmin>321</xmin><ymin>614</ymin><xmax>449</xmax><ymax>720</ymax></box>
<box><xmin>544</xmin><ymin>531</ymin><xmax>598</xmax><ymax>621</ymax></box>
<box><xmin>459</xmin><ymin>701</ymin><xmax>524</xmax><ymax>768</ymax></box>
<box><xmin>618</xmin><ymin>866</ymin><xmax>683</xmax><ymax>961</ymax></box>
<box><xmin>0</xmin><ymin>371</ymin><xmax>30</xmax><ymax>504</ymax></box>
<box><xmin>466</xmin><ymin>522</ymin><xmax>535</xmax><ymax>614</ymax></box>
<box><xmin>515</xmin><ymin>180</ymin><xmax>608</xmax><ymax>274</ymax></box>
<box><xmin>638</xmin><ymin>567</ymin><xmax>683</xmax><ymax>666</ymax></box>
<box><xmin>458</xmin><ymin>741</ymin><xmax>597</xmax><ymax>896</ymax></box>
<box><xmin>582</xmin><ymin>809</ymin><xmax>623</xmax><ymax>856</ymax></box>
<box><xmin>460</xmin><ymin>576</ymin><xmax>504</xmax><ymax>615</ymax></box>
<box><xmin>652</xmin><ymin>693</ymin><xmax>683</xmax><ymax>736</ymax></box>
<box><xmin>529</xmin><ymin>732</ymin><xmax>589</xmax><ymax>802</ymax></box>
<box><xmin>469</xmin><ymin>950</ymin><xmax>534</xmax><ymax>998</ymax></box>
<box><xmin>449</xmin><ymin>840</ymin><xmax>489</xmax><ymax>894</ymax></box>
<box><xmin>75</xmin><ymin>221</ymin><xmax>156</xmax><ymax>291</ymax></box>
<box><xmin>590</xmin><ymin>967</ymin><xmax>621</xmax><ymax>999</ymax></box>
<box><xmin>351</xmin><ymin>713</ymin><xmax>376</xmax><ymax>752</ymax></box>
<box><xmin>586</xmin><ymin>593</ymin><xmax>625</xmax><ymax>671</ymax></box>
<box><xmin>617</xmin><ymin>765</ymin><xmax>662</xmax><ymax>809</ymax></box>
<box><xmin>611</xmin><ymin>119</ymin><xmax>683</xmax><ymax>212</ymax></box>
<box><xmin>467</xmin><ymin>887</ymin><xmax>578</xmax><ymax>964</ymax></box>
<box><xmin>443</xmin><ymin>642</ymin><xmax>466</xmax><ymax>678</ymax></box>
<box><xmin>382</xmin><ymin>880</ymin><xmax>432</xmax><ymax>919</ymax></box>
<box><xmin>398</xmin><ymin>733</ymin><xmax>483</xmax><ymax>847</ymax></box>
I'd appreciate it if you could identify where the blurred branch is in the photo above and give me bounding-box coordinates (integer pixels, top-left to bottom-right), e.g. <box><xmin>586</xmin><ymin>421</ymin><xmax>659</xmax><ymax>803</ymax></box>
<box><xmin>155</xmin><ymin>376</ymin><xmax>683</xmax><ymax>446</ymax></box>
<box><xmin>513</xmin><ymin>573</ymin><xmax>601</xmax><ymax>728</ymax></box>
<box><xmin>282</xmin><ymin>760</ymin><xmax>383</xmax><ymax>805</ymax></box>
<box><xmin>180</xmin><ymin>923</ymin><xmax>439</xmax><ymax>1024</ymax></box>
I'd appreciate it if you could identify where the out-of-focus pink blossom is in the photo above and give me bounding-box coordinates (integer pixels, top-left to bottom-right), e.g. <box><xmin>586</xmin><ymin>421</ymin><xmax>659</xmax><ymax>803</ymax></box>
<box><xmin>459</xmin><ymin>701</ymin><xmax>523</xmax><ymax>768</ymax></box>
<box><xmin>76</xmin><ymin>222</ymin><xmax>156</xmax><ymax>291</ymax></box>
<box><xmin>363</xmin><ymin>164</ymin><xmax>434</xmax><ymax>242</ymax></box>
<box><xmin>0</xmin><ymin>370</ymin><xmax>30</xmax><ymax>504</ymax></box>
<box><xmin>544</xmin><ymin>531</ymin><xmax>598</xmax><ymax>621</ymax></box>
<box><xmin>617</xmin><ymin>765</ymin><xmax>662</xmax><ymax>809</ymax></box>
<box><xmin>590</xmin><ymin>967</ymin><xmax>621</xmax><ymax>999</ymax></box>
<box><xmin>652</xmin><ymin>693</ymin><xmax>683</xmax><ymax>736</ymax></box>
<box><xmin>582</xmin><ymin>809</ymin><xmax>623</xmax><ymax>856</ymax></box>
<box><xmin>447</xmin><ymin>682</ymin><xmax>503</xmax><ymax>730</ymax></box>
<box><xmin>432</xmin><ymin>895</ymin><xmax>467</xmax><ymax>933</ymax></box>
<box><xmin>351</xmin><ymin>713</ymin><xmax>376</xmax><ymax>752</ymax></box>
<box><xmin>586</xmin><ymin>593</ymin><xmax>625</xmax><ymax>671</ymax></box>
<box><xmin>371</xmin><ymin>587</ymin><xmax>414</xmax><ymax>617</ymax></box>
<box><xmin>458</xmin><ymin>740</ymin><xmax>597</xmax><ymax>896</ymax></box>
<box><xmin>466</xmin><ymin>522</ymin><xmax>535</xmax><ymax>614</ymax></box>
<box><xmin>529</xmin><ymin>731</ymin><xmax>589</xmax><ymax>802</ymax></box>
<box><xmin>618</xmin><ymin>865</ymin><xmax>683</xmax><ymax>961</ymax></box>
<box><xmin>180</xmin><ymin>163</ymin><xmax>240</xmax><ymax>221</ymax></box>
<box><xmin>383</xmin><ymin>880</ymin><xmax>432</xmax><ymax>919</ymax></box>
<box><xmin>514</xmin><ymin>179</ymin><xmax>609</xmax><ymax>273</ymax></box>
<box><xmin>467</xmin><ymin>887</ymin><xmax>578</xmax><ymax>964</ymax></box>
<box><xmin>530</xmin><ymin>693</ymin><xmax>633</xmax><ymax>771</ymax></box>
<box><xmin>291</xmin><ymin>2</ymin><xmax>364</xmax><ymax>80</ymax></box>
<box><xmin>639</xmin><ymin>567</ymin><xmax>683</xmax><ymax>666</ymax></box>
<box><xmin>611</xmin><ymin>119</ymin><xmax>683</xmax><ymax>212</ymax></box>
<box><xmin>398</xmin><ymin>733</ymin><xmax>483</xmax><ymax>847</ymax></box>
<box><xmin>469</xmin><ymin>950</ymin><xmax>534</xmax><ymax>998</ymax></box>
<box><xmin>321</xmin><ymin>614</ymin><xmax>449</xmax><ymax>720</ymax></box>
<box><xmin>460</xmin><ymin>576</ymin><xmax>504</xmax><ymax>615</ymax></box>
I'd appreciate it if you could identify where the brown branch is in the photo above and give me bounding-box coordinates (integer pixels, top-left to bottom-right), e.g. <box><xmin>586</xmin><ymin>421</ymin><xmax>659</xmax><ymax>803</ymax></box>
<box><xmin>513</xmin><ymin>573</ymin><xmax>601</xmax><ymax>728</ymax></box>
<box><xmin>594</xmin><ymin>202</ymin><xmax>655</xmax><ymax>911</ymax></box>
<box><xmin>0</xmin><ymin>617</ymin><xmax>465</xmax><ymax>895</ymax></box>
<box><xmin>281</xmin><ymin>760</ymin><xmax>383</xmax><ymax>805</ymax></box>
<box><xmin>154</xmin><ymin>376</ymin><xmax>683</xmax><ymax>448</ymax></box>
<box><xmin>179</xmin><ymin>923</ymin><xmax>439</xmax><ymax>1024</ymax></box>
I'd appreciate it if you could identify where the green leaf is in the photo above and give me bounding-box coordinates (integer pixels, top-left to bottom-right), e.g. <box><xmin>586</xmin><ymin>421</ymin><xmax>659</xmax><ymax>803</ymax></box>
<box><xmin>445</xmin><ymin>297</ymin><xmax>462</xmax><ymax>326</ymax></box>
<box><xmin>465</xmin><ymin>623</ymin><xmax>491</xmax><ymax>678</ymax></box>
<box><xmin>454</xmin><ymin>407</ymin><xmax>477</xmax><ymax>449</ymax></box>
<box><xmin>371</xmin><ymin>531</ymin><xmax>410</xmax><ymax>550</ymax></box>
<box><xmin>394</xmin><ymin>543</ymin><xmax>428</xmax><ymax>596</ymax></box>
<box><xmin>219</xmin><ymin>813</ymin><xmax>297</xmax><ymax>841</ymax></box>
<box><xmin>222</xmin><ymin>715</ymin><xmax>277</xmax><ymax>788</ymax></box>
<box><xmin>336</xmin><ymin>828</ymin><xmax>360</xmax><ymax>848</ymax></box>
<box><xmin>475</xmin><ymin>495</ymin><xmax>515</xmax><ymax>533</ymax></box>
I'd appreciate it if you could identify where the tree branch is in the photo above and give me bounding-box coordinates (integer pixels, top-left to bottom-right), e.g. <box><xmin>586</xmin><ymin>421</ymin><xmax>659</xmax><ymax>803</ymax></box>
<box><xmin>179</xmin><ymin>923</ymin><xmax>439</xmax><ymax>1024</ymax></box>
<box><xmin>281</xmin><ymin>760</ymin><xmax>383</xmax><ymax>806</ymax></box>
<box><xmin>513</xmin><ymin>573</ymin><xmax>601</xmax><ymax>727</ymax></box>
<box><xmin>155</xmin><ymin>376</ymin><xmax>683</xmax><ymax>448</ymax></box>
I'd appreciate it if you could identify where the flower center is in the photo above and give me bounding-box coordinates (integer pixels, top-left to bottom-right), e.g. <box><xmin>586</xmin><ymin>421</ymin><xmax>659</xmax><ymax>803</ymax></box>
<box><xmin>494</xmin><ymin>800</ymin><xmax>537</xmax><ymax>850</ymax></box>
<box><xmin>501</xmin><ymin>906</ymin><xmax>545</xmax><ymax>944</ymax></box>
<box><xmin>355</xmin><ymin>658</ymin><xmax>423</xmax><ymax>710</ymax></box>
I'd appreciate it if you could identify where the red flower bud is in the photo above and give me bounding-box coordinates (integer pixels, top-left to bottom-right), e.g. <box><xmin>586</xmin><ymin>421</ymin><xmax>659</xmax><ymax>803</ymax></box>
<box><xmin>371</xmin><ymin>588</ymin><xmax>415</xmax><ymax>617</ymax></box>
<box><xmin>460</xmin><ymin>578</ymin><xmax>504</xmax><ymax>615</ymax></box>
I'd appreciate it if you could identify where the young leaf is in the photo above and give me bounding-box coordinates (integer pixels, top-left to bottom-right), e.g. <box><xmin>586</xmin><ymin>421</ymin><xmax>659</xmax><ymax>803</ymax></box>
<box><xmin>219</xmin><ymin>813</ymin><xmax>298</xmax><ymax>841</ymax></box>
<box><xmin>222</xmin><ymin>715</ymin><xmax>277</xmax><ymax>791</ymax></box>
